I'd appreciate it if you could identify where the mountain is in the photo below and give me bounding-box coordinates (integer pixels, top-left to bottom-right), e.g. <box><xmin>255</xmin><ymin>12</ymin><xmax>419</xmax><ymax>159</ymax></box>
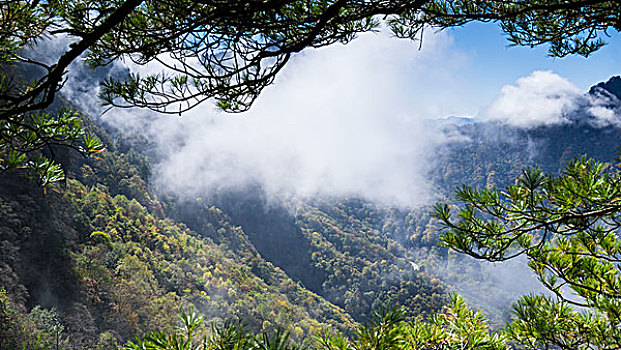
<box><xmin>2</xmin><ymin>73</ymin><xmax>621</xmax><ymax>348</ymax></box>
<box><xmin>0</xmin><ymin>120</ymin><xmax>357</xmax><ymax>349</ymax></box>
<box><xmin>589</xmin><ymin>75</ymin><xmax>621</xmax><ymax>101</ymax></box>
<box><xmin>151</xmin><ymin>76</ymin><xmax>621</xmax><ymax>327</ymax></box>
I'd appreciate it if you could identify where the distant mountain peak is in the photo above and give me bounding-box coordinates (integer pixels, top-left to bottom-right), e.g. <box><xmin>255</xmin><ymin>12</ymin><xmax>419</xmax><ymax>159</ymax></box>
<box><xmin>589</xmin><ymin>75</ymin><xmax>621</xmax><ymax>101</ymax></box>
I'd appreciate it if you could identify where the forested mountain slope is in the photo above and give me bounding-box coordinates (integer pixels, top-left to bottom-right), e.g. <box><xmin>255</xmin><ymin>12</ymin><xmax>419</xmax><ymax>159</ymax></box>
<box><xmin>173</xmin><ymin>194</ymin><xmax>447</xmax><ymax>323</ymax></box>
<box><xmin>2</xmin><ymin>74</ymin><xmax>621</xmax><ymax>349</ymax></box>
<box><xmin>166</xmin><ymin>76</ymin><xmax>621</xmax><ymax>326</ymax></box>
<box><xmin>0</xmin><ymin>120</ymin><xmax>356</xmax><ymax>349</ymax></box>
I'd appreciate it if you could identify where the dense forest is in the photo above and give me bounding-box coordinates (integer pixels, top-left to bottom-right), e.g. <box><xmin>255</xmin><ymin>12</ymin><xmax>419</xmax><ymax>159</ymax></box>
<box><xmin>2</xmin><ymin>71</ymin><xmax>621</xmax><ymax>348</ymax></box>
<box><xmin>2</xmin><ymin>1</ymin><xmax>621</xmax><ymax>349</ymax></box>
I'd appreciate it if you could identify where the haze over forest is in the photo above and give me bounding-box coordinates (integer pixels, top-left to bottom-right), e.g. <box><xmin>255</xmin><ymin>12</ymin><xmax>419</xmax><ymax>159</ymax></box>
<box><xmin>2</xmin><ymin>2</ymin><xmax>621</xmax><ymax>350</ymax></box>
<box><xmin>63</xmin><ymin>30</ymin><xmax>621</xmax><ymax>206</ymax></box>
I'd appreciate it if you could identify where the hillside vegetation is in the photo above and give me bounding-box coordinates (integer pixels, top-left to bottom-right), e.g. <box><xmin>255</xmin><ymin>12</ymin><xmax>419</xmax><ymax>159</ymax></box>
<box><xmin>2</xmin><ymin>76</ymin><xmax>621</xmax><ymax>349</ymax></box>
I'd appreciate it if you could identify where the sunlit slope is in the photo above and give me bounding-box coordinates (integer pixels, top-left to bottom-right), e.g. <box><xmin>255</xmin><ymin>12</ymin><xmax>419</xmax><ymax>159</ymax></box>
<box><xmin>0</xmin><ymin>121</ymin><xmax>354</xmax><ymax>349</ymax></box>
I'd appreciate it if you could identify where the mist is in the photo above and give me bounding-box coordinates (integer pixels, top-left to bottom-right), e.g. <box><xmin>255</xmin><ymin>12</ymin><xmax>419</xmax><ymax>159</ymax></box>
<box><xmin>25</xmin><ymin>29</ymin><xmax>621</xmax><ymax>210</ymax></box>
<box><xmin>99</xmin><ymin>30</ymin><xmax>473</xmax><ymax>207</ymax></box>
<box><xmin>27</xmin><ymin>26</ymin><xmax>613</xmax><ymax>329</ymax></box>
<box><xmin>47</xmin><ymin>28</ymin><xmax>619</xmax><ymax>209</ymax></box>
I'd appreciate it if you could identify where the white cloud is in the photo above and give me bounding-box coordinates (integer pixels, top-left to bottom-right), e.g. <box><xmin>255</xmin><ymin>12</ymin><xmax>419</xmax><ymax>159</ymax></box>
<box><xmin>586</xmin><ymin>90</ymin><xmax>621</xmax><ymax>127</ymax></box>
<box><xmin>126</xmin><ymin>30</ymin><xmax>469</xmax><ymax>207</ymax></box>
<box><xmin>588</xmin><ymin>105</ymin><xmax>617</xmax><ymax>125</ymax></box>
<box><xmin>481</xmin><ymin>71</ymin><xmax>583</xmax><ymax>127</ymax></box>
<box><xmin>53</xmin><ymin>33</ymin><xmax>621</xmax><ymax>207</ymax></box>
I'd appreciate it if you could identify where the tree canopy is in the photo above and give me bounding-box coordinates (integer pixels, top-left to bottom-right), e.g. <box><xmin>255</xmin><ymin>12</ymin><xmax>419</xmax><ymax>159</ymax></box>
<box><xmin>406</xmin><ymin>0</ymin><xmax>621</xmax><ymax>57</ymax></box>
<box><xmin>436</xmin><ymin>157</ymin><xmax>621</xmax><ymax>349</ymax></box>
<box><xmin>126</xmin><ymin>296</ymin><xmax>508</xmax><ymax>350</ymax></box>
<box><xmin>1</xmin><ymin>2</ymin><xmax>621</xmax><ymax>348</ymax></box>
<box><xmin>2</xmin><ymin>0</ymin><xmax>620</xmax><ymax>116</ymax></box>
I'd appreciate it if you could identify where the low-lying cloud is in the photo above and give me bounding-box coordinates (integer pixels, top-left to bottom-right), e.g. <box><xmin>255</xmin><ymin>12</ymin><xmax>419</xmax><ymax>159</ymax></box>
<box><xmin>112</xmin><ymin>31</ymin><xmax>471</xmax><ymax>207</ymax></box>
<box><xmin>481</xmin><ymin>70</ymin><xmax>621</xmax><ymax>128</ymax></box>
<box><xmin>51</xmin><ymin>32</ymin><xmax>620</xmax><ymax>206</ymax></box>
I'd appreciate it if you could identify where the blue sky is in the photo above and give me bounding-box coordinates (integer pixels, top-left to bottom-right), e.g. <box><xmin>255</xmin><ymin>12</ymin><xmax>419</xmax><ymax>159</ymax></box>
<box><xmin>251</xmin><ymin>21</ymin><xmax>621</xmax><ymax>120</ymax></box>
<box><xmin>442</xmin><ymin>22</ymin><xmax>621</xmax><ymax>114</ymax></box>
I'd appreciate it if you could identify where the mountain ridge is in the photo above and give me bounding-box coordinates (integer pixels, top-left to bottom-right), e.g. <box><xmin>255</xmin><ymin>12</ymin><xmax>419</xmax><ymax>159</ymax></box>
<box><xmin>2</xmin><ymin>73</ymin><xmax>621</xmax><ymax>348</ymax></box>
